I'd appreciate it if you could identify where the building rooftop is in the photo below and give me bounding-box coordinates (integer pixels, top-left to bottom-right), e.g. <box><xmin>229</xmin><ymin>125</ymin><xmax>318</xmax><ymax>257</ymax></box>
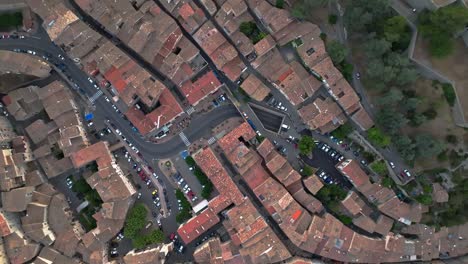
<box><xmin>336</xmin><ymin>159</ymin><xmax>370</xmax><ymax>188</ymax></box>
<box><xmin>125</xmin><ymin>88</ymin><xmax>184</xmax><ymax>135</ymax></box>
<box><xmin>1</xmin><ymin>186</ymin><xmax>35</xmax><ymax>212</ymax></box>
<box><xmin>240</xmin><ymin>74</ymin><xmax>270</xmax><ymax>101</ymax></box>
<box><xmin>303</xmin><ymin>174</ymin><xmax>324</xmax><ymax>195</ymax></box>
<box><xmin>298</xmin><ymin>97</ymin><xmax>346</xmax><ymax>134</ymax></box>
<box><xmin>351</xmin><ymin>107</ymin><xmax>375</xmax><ymax>131</ymax></box>
<box><xmin>177</xmin><ymin>207</ymin><xmax>220</xmax><ymax>244</ymax></box>
<box><xmin>341</xmin><ymin>191</ymin><xmax>365</xmax><ymax>216</ymax></box>
<box><xmin>276</xmin><ymin>61</ymin><xmax>321</xmax><ymax>105</ymax></box>
<box><xmin>432</xmin><ymin>183</ymin><xmax>449</xmax><ymax>203</ymax></box>
<box><xmin>254</xmin><ymin>1</ymin><xmax>293</xmax><ymax>34</ymax></box>
<box><xmin>0</xmin><ymin>51</ymin><xmax>51</xmax><ymax>78</ymax></box>
<box><xmin>193</xmin><ymin>147</ymin><xmax>244</xmax><ymax>205</ymax></box>
<box><xmin>181</xmin><ymin>70</ymin><xmax>222</xmax><ymax>105</ymax></box>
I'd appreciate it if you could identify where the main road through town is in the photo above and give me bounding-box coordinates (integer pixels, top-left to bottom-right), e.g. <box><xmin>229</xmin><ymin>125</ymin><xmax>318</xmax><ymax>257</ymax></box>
<box><xmin>0</xmin><ymin>38</ymin><xmax>240</xmax><ymax>159</ymax></box>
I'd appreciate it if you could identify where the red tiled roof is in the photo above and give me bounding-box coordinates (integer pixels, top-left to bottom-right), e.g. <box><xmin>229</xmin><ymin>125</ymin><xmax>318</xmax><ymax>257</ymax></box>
<box><xmin>177</xmin><ymin>208</ymin><xmax>220</xmax><ymax>244</ymax></box>
<box><xmin>0</xmin><ymin>213</ymin><xmax>11</xmax><ymax>237</ymax></box>
<box><xmin>181</xmin><ymin>71</ymin><xmax>221</xmax><ymax>105</ymax></box>
<box><xmin>194</xmin><ymin>147</ymin><xmax>244</xmax><ymax>205</ymax></box>
<box><xmin>218</xmin><ymin>122</ymin><xmax>256</xmax><ymax>154</ymax></box>
<box><xmin>125</xmin><ymin>89</ymin><xmax>183</xmax><ymax>135</ymax></box>
<box><xmin>179</xmin><ymin>3</ymin><xmax>195</xmax><ymax>20</ymax></box>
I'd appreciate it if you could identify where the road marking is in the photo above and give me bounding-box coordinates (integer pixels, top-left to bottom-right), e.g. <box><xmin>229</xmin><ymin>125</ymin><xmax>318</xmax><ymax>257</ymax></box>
<box><xmin>89</xmin><ymin>90</ymin><xmax>103</xmax><ymax>103</ymax></box>
<box><xmin>179</xmin><ymin>132</ymin><xmax>191</xmax><ymax>146</ymax></box>
<box><xmin>186</xmin><ymin>106</ymin><xmax>195</xmax><ymax>115</ymax></box>
<box><xmin>207</xmin><ymin>137</ymin><xmax>216</xmax><ymax>145</ymax></box>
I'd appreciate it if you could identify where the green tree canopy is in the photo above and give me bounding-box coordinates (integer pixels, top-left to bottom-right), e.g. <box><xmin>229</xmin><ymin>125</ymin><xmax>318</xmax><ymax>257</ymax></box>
<box><xmin>124</xmin><ymin>204</ymin><xmax>148</xmax><ymax>238</ymax></box>
<box><xmin>418</xmin><ymin>6</ymin><xmax>468</xmax><ymax>57</ymax></box>
<box><xmin>368</xmin><ymin>127</ymin><xmax>391</xmax><ymax>147</ymax></box>
<box><xmin>414</xmin><ymin>134</ymin><xmax>445</xmax><ymax>159</ymax></box>
<box><xmin>344</xmin><ymin>0</ymin><xmax>393</xmax><ymax>33</ymax></box>
<box><xmin>298</xmin><ymin>135</ymin><xmax>316</xmax><ymax>155</ymax></box>
<box><xmin>326</xmin><ymin>40</ymin><xmax>349</xmax><ymax>65</ymax></box>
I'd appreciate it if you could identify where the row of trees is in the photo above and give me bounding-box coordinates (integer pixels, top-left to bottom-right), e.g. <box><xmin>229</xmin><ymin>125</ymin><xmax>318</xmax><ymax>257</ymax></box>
<box><xmin>185</xmin><ymin>156</ymin><xmax>214</xmax><ymax>199</ymax></box>
<box><xmin>175</xmin><ymin>189</ymin><xmax>193</xmax><ymax>223</ymax></box>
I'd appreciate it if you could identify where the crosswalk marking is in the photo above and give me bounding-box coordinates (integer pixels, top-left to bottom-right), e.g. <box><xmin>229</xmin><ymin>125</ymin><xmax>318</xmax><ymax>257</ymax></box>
<box><xmin>207</xmin><ymin>137</ymin><xmax>216</xmax><ymax>145</ymax></box>
<box><xmin>179</xmin><ymin>132</ymin><xmax>191</xmax><ymax>146</ymax></box>
<box><xmin>186</xmin><ymin>106</ymin><xmax>195</xmax><ymax>115</ymax></box>
<box><xmin>89</xmin><ymin>90</ymin><xmax>103</xmax><ymax>103</ymax></box>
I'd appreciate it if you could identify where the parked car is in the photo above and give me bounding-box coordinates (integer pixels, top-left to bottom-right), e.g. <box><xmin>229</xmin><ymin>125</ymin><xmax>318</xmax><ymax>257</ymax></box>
<box><xmin>389</xmin><ymin>162</ymin><xmax>395</xmax><ymax>169</ymax></box>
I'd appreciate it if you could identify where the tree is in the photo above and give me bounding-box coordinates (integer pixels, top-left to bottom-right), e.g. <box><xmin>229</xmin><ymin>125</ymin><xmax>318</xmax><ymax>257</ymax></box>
<box><xmin>382</xmin><ymin>177</ymin><xmax>395</xmax><ymax>188</ymax></box>
<box><xmin>414</xmin><ymin>134</ymin><xmax>444</xmax><ymax>159</ymax></box>
<box><xmin>368</xmin><ymin>127</ymin><xmax>391</xmax><ymax>147</ymax></box>
<box><xmin>326</xmin><ymin>40</ymin><xmax>348</xmax><ymax>65</ymax></box>
<box><xmin>344</xmin><ymin>0</ymin><xmax>393</xmax><ymax>33</ymax></box>
<box><xmin>393</xmin><ymin>135</ymin><xmax>415</xmax><ymax>162</ymax></box>
<box><xmin>364</xmin><ymin>37</ymin><xmax>392</xmax><ymax>59</ymax></box>
<box><xmin>409</xmin><ymin>113</ymin><xmax>427</xmax><ymax>127</ymax></box>
<box><xmin>185</xmin><ymin>156</ymin><xmax>196</xmax><ymax>167</ymax></box>
<box><xmin>418</xmin><ymin>6</ymin><xmax>468</xmax><ymax>57</ymax></box>
<box><xmin>239</xmin><ymin>21</ymin><xmax>256</xmax><ymax>36</ymax></box>
<box><xmin>72</xmin><ymin>178</ymin><xmax>92</xmax><ymax>194</ymax></box>
<box><xmin>370</xmin><ymin>160</ymin><xmax>388</xmax><ymax>175</ymax></box>
<box><xmin>328</xmin><ymin>14</ymin><xmax>338</xmax><ymax>25</ymax></box>
<box><xmin>298</xmin><ymin>135</ymin><xmax>316</xmax><ymax>155</ymax></box>
<box><xmin>376</xmin><ymin>110</ymin><xmax>407</xmax><ymax>135</ymax></box>
<box><xmin>332</xmin><ymin>123</ymin><xmax>353</xmax><ymax>139</ymax></box>
<box><xmin>377</xmin><ymin>89</ymin><xmax>403</xmax><ymax>106</ymax></box>
<box><xmin>302</xmin><ymin>165</ymin><xmax>314</xmax><ymax>176</ymax></box>
<box><xmin>402</xmin><ymin>97</ymin><xmax>420</xmax><ymax>113</ymax></box>
<box><xmin>145</xmin><ymin>229</ymin><xmax>165</xmax><ymax>244</ymax></box>
<box><xmin>292</xmin><ymin>0</ymin><xmax>331</xmax><ymax>19</ymax></box>
<box><xmin>383</xmin><ymin>16</ymin><xmax>411</xmax><ymax>49</ymax></box>
<box><xmin>124</xmin><ymin>204</ymin><xmax>148</xmax><ymax>238</ymax></box>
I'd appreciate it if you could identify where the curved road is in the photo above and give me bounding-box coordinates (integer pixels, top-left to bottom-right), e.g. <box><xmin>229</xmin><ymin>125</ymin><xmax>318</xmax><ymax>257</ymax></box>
<box><xmin>0</xmin><ymin>38</ymin><xmax>240</xmax><ymax>159</ymax></box>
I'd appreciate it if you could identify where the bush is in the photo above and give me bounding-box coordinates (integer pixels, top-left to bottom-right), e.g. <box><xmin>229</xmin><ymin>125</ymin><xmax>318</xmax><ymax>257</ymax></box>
<box><xmin>72</xmin><ymin>178</ymin><xmax>92</xmax><ymax>194</ymax></box>
<box><xmin>441</xmin><ymin>83</ymin><xmax>456</xmax><ymax>106</ymax></box>
<box><xmin>382</xmin><ymin>177</ymin><xmax>395</xmax><ymax>188</ymax></box>
<box><xmin>328</xmin><ymin>14</ymin><xmax>338</xmax><ymax>25</ymax></box>
<box><xmin>239</xmin><ymin>21</ymin><xmax>267</xmax><ymax>44</ymax></box>
<box><xmin>298</xmin><ymin>135</ymin><xmax>316</xmax><ymax>155</ymax></box>
<box><xmin>320</xmin><ymin>33</ymin><xmax>327</xmax><ymax>41</ymax></box>
<box><xmin>275</xmin><ymin>0</ymin><xmax>284</xmax><ymax>8</ymax></box>
<box><xmin>445</xmin><ymin>134</ymin><xmax>458</xmax><ymax>144</ymax></box>
<box><xmin>423</xmin><ymin>108</ymin><xmax>437</xmax><ymax>120</ymax></box>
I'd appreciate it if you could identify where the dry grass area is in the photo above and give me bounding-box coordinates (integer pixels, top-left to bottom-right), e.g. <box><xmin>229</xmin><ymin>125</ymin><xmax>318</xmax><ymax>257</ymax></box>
<box><xmin>402</xmin><ymin>79</ymin><xmax>468</xmax><ymax>171</ymax></box>
<box><xmin>414</xmin><ymin>37</ymin><xmax>468</xmax><ymax>121</ymax></box>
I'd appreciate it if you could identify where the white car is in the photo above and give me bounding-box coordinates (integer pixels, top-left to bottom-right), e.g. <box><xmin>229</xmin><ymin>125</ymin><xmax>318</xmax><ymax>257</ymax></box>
<box><xmin>389</xmin><ymin>162</ymin><xmax>395</xmax><ymax>169</ymax></box>
<box><xmin>137</xmin><ymin>192</ymin><xmax>142</xmax><ymax>199</ymax></box>
<box><xmin>115</xmin><ymin>129</ymin><xmax>122</xmax><ymax>135</ymax></box>
<box><xmin>58</xmin><ymin>54</ymin><xmax>65</xmax><ymax>60</ymax></box>
<box><xmin>105</xmin><ymin>96</ymin><xmax>110</xmax><ymax>102</ymax></box>
<box><xmin>152</xmin><ymin>173</ymin><xmax>159</xmax><ymax>178</ymax></box>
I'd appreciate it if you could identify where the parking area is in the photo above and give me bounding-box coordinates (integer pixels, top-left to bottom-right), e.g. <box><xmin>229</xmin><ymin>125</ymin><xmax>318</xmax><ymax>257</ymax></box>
<box><xmin>172</xmin><ymin>155</ymin><xmax>203</xmax><ymax>203</ymax></box>
<box><xmin>302</xmin><ymin>142</ymin><xmax>353</xmax><ymax>189</ymax></box>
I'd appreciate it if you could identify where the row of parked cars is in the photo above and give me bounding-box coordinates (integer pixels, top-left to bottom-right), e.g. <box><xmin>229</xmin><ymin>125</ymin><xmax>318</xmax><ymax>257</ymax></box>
<box><xmin>173</xmin><ymin>173</ymin><xmax>197</xmax><ymax>202</ymax></box>
<box><xmin>318</xmin><ymin>142</ymin><xmax>345</xmax><ymax>162</ymax></box>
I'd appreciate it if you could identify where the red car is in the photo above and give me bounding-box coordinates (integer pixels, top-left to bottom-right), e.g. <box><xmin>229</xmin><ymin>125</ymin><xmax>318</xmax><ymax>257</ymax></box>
<box><xmin>169</xmin><ymin>233</ymin><xmax>177</xmax><ymax>241</ymax></box>
<box><xmin>187</xmin><ymin>191</ymin><xmax>195</xmax><ymax>199</ymax></box>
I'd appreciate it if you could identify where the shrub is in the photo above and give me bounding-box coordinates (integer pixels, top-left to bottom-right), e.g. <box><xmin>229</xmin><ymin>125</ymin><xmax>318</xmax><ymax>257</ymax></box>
<box><xmin>441</xmin><ymin>83</ymin><xmax>456</xmax><ymax>106</ymax></box>
<box><xmin>328</xmin><ymin>14</ymin><xmax>338</xmax><ymax>24</ymax></box>
<box><xmin>275</xmin><ymin>0</ymin><xmax>284</xmax><ymax>9</ymax></box>
<box><xmin>445</xmin><ymin>134</ymin><xmax>458</xmax><ymax>144</ymax></box>
<box><xmin>423</xmin><ymin>108</ymin><xmax>437</xmax><ymax>120</ymax></box>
